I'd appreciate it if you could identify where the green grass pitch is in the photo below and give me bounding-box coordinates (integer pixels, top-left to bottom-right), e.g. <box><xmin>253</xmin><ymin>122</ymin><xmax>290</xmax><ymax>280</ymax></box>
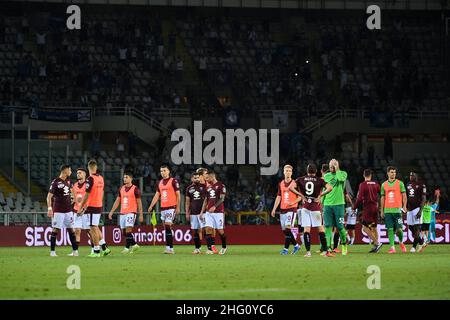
<box><xmin>1</xmin><ymin>245</ymin><xmax>449</xmax><ymax>300</ymax></box>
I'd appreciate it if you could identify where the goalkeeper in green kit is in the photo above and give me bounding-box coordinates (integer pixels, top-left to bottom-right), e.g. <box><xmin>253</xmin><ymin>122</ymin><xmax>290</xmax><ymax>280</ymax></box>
<box><xmin>322</xmin><ymin>159</ymin><xmax>348</xmax><ymax>257</ymax></box>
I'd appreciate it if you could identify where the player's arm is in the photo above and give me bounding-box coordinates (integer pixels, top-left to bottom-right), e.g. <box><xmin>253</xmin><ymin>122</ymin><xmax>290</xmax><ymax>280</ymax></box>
<box><xmin>108</xmin><ymin>196</ymin><xmax>121</xmax><ymax>220</ymax></box>
<box><xmin>70</xmin><ymin>187</ymin><xmax>75</xmax><ymax>204</ymax></box>
<box><xmin>332</xmin><ymin>160</ymin><xmax>347</xmax><ymax>181</ymax></box>
<box><xmin>289</xmin><ymin>195</ymin><xmax>304</xmax><ymax>206</ymax></box>
<box><xmin>400</xmin><ymin>181</ymin><xmax>407</xmax><ymax>213</ymax></box>
<box><xmin>402</xmin><ymin>193</ymin><xmax>407</xmax><ymax>213</ymax></box>
<box><xmin>147</xmin><ymin>191</ymin><xmax>160</xmax><ymax>212</ymax></box>
<box><xmin>199</xmin><ymin>197</ymin><xmax>207</xmax><ymax>220</ymax></box>
<box><xmin>288</xmin><ymin>185</ymin><xmax>306</xmax><ymax>205</ymax></box>
<box><xmin>352</xmin><ymin>184</ymin><xmax>363</xmax><ymax>210</ymax></box>
<box><xmin>137</xmin><ymin>197</ymin><xmax>144</xmax><ymax>223</ymax></box>
<box><xmin>435</xmin><ymin>192</ymin><xmax>440</xmax><ymax>205</ymax></box>
<box><xmin>78</xmin><ymin>192</ymin><xmax>90</xmax><ymax>214</ymax></box>
<box><xmin>345</xmin><ymin>193</ymin><xmax>353</xmax><ymax>207</ymax></box>
<box><xmin>175</xmin><ymin>190</ymin><xmax>181</xmax><ymax>215</ymax></box>
<box><xmin>46</xmin><ymin>192</ymin><xmax>54</xmax><ymax>217</ymax></box>
<box><xmin>185</xmin><ymin>196</ymin><xmax>191</xmax><ymax>221</ymax></box>
<box><xmin>289</xmin><ymin>185</ymin><xmax>304</xmax><ymax>197</ymax></box>
<box><xmin>271</xmin><ymin>195</ymin><xmax>281</xmax><ymax>217</ymax></box>
<box><xmin>317</xmin><ymin>183</ymin><xmax>333</xmax><ymax>202</ymax></box>
<box><xmin>210</xmin><ymin>194</ymin><xmax>225</xmax><ymax>213</ymax></box>
<box><xmin>417</xmin><ymin>186</ymin><xmax>427</xmax><ymax>219</ymax></box>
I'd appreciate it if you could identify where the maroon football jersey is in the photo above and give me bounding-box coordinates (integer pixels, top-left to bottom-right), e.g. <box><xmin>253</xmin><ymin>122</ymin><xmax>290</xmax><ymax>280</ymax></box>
<box><xmin>406</xmin><ymin>181</ymin><xmax>426</xmax><ymax>211</ymax></box>
<box><xmin>296</xmin><ymin>175</ymin><xmax>325</xmax><ymax>211</ymax></box>
<box><xmin>49</xmin><ymin>177</ymin><xmax>72</xmax><ymax>213</ymax></box>
<box><xmin>206</xmin><ymin>181</ymin><xmax>226</xmax><ymax>212</ymax></box>
<box><xmin>186</xmin><ymin>182</ymin><xmax>207</xmax><ymax>215</ymax></box>
<box><xmin>353</xmin><ymin>180</ymin><xmax>380</xmax><ymax>209</ymax></box>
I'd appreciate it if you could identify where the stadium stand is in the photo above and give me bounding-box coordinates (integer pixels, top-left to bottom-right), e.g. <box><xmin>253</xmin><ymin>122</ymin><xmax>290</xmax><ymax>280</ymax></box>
<box><xmin>0</xmin><ymin>4</ymin><xmax>448</xmax><ymax>223</ymax></box>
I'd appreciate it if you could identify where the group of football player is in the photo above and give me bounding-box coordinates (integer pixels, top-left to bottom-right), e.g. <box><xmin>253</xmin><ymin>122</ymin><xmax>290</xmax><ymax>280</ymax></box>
<box><xmin>46</xmin><ymin>161</ymin><xmax>228</xmax><ymax>256</ymax></box>
<box><xmin>270</xmin><ymin>158</ymin><xmax>440</xmax><ymax>257</ymax></box>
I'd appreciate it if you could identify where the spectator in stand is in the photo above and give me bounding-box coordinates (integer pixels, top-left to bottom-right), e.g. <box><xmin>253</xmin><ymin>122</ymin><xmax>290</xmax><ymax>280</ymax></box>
<box><xmin>36</xmin><ymin>31</ymin><xmax>47</xmax><ymax>54</ymax></box>
<box><xmin>175</xmin><ymin>57</ymin><xmax>184</xmax><ymax>80</ymax></box>
<box><xmin>142</xmin><ymin>161</ymin><xmax>151</xmax><ymax>185</ymax></box>
<box><xmin>116</xmin><ymin>134</ymin><xmax>125</xmax><ymax>157</ymax></box>
<box><xmin>91</xmin><ymin>132</ymin><xmax>101</xmax><ymax>157</ymax></box>
<box><xmin>384</xmin><ymin>134</ymin><xmax>393</xmax><ymax>160</ymax></box>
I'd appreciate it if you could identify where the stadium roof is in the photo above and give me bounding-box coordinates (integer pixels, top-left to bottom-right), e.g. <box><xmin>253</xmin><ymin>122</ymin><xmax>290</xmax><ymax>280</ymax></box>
<box><xmin>4</xmin><ymin>0</ymin><xmax>447</xmax><ymax>10</ymax></box>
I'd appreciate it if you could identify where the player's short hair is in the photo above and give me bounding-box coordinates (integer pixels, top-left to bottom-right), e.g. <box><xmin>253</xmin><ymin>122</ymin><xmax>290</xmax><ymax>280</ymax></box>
<box><xmin>321</xmin><ymin>164</ymin><xmax>329</xmax><ymax>173</ymax></box>
<box><xmin>191</xmin><ymin>172</ymin><xmax>200</xmax><ymax>177</ymax></box>
<box><xmin>88</xmin><ymin>159</ymin><xmax>97</xmax><ymax>168</ymax></box>
<box><xmin>160</xmin><ymin>164</ymin><xmax>170</xmax><ymax>171</ymax></box>
<box><xmin>124</xmin><ymin>171</ymin><xmax>133</xmax><ymax>178</ymax></box>
<box><xmin>208</xmin><ymin>170</ymin><xmax>216</xmax><ymax>176</ymax></box>
<box><xmin>363</xmin><ymin>169</ymin><xmax>372</xmax><ymax>177</ymax></box>
<box><xmin>196</xmin><ymin>167</ymin><xmax>208</xmax><ymax>175</ymax></box>
<box><xmin>387</xmin><ymin>166</ymin><xmax>396</xmax><ymax>172</ymax></box>
<box><xmin>59</xmin><ymin>164</ymin><xmax>71</xmax><ymax>172</ymax></box>
<box><xmin>307</xmin><ymin>163</ymin><xmax>317</xmax><ymax>174</ymax></box>
<box><xmin>283</xmin><ymin>164</ymin><xmax>293</xmax><ymax>170</ymax></box>
<box><xmin>410</xmin><ymin>171</ymin><xmax>417</xmax><ymax>176</ymax></box>
<box><xmin>76</xmin><ymin>167</ymin><xmax>87</xmax><ymax>174</ymax></box>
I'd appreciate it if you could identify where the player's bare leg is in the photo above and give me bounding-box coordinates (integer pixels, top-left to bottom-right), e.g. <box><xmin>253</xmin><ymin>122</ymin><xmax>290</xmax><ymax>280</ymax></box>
<box><xmin>164</xmin><ymin>222</ymin><xmax>175</xmax><ymax>254</ymax></box>
<box><xmin>397</xmin><ymin>227</ymin><xmax>406</xmax><ymax>253</ymax></box>
<box><xmin>50</xmin><ymin>227</ymin><xmax>59</xmax><ymax>256</ymax></box>
<box><xmin>74</xmin><ymin>228</ymin><xmax>81</xmax><ymax>245</ymax></box>
<box><xmin>217</xmin><ymin>229</ymin><xmax>227</xmax><ymax>255</ymax></box>
<box><xmin>205</xmin><ymin>226</ymin><xmax>216</xmax><ymax>254</ymax></box>
<box><xmin>332</xmin><ymin>227</ymin><xmax>341</xmax><ymax>253</ymax></box>
<box><xmin>66</xmin><ymin>227</ymin><xmax>79</xmax><ymax>256</ymax></box>
<box><xmin>68</xmin><ymin>228</ymin><xmax>81</xmax><ymax>256</ymax></box>
<box><xmin>347</xmin><ymin>229</ymin><xmax>355</xmax><ymax>245</ymax></box>
<box><xmin>410</xmin><ymin>225</ymin><xmax>424</xmax><ymax>253</ymax></box>
<box><xmin>96</xmin><ymin>227</ymin><xmax>110</xmax><ymax>256</ymax></box>
<box><xmin>287</xmin><ymin>226</ymin><xmax>300</xmax><ymax>255</ymax></box>
<box><xmin>123</xmin><ymin>226</ymin><xmax>139</xmax><ymax>254</ymax></box>
<box><xmin>192</xmin><ymin>228</ymin><xmax>202</xmax><ymax>254</ymax></box>
<box><xmin>315</xmin><ymin>225</ymin><xmax>328</xmax><ymax>255</ymax></box>
<box><xmin>364</xmin><ymin>225</ymin><xmax>382</xmax><ymax>253</ymax></box>
<box><xmin>303</xmin><ymin>226</ymin><xmax>312</xmax><ymax>257</ymax></box>
<box><xmin>86</xmin><ymin>229</ymin><xmax>95</xmax><ymax>254</ymax></box>
<box><xmin>89</xmin><ymin>226</ymin><xmax>100</xmax><ymax>257</ymax></box>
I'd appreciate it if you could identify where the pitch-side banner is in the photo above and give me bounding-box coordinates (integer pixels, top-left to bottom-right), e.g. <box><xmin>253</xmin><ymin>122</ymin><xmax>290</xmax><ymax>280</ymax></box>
<box><xmin>29</xmin><ymin>107</ymin><xmax>91</xmax><ymax>122</ymax></box>
<box><xmin>0</xmin><ymin>221</ymin><xmax>449</xmax><ymax>246</ymax></box>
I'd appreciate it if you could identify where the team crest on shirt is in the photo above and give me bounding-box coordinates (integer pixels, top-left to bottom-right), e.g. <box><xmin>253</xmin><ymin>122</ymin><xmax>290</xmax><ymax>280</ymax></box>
<box><xmin>189</xmin><ymin>187</ymin><xmax>195</xmax><ymax>193</ymax></box>
<box><xmin>63</xmin><ymin>185</ymin><xmax>70</xmax><ymax>196</ymax></box>
<box><xmin>388</xmin><ymin>191</ymin><xmax>395</xmax><ymax>202</ymax></box>
<box><xmin>161</xmin><ymin>190</ymin><xmax>168</xmax><ymax>199</ymax></box>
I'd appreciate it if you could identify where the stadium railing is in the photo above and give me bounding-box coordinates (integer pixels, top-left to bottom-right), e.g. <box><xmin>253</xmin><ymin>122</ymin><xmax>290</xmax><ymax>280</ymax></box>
<box><xmin>297</xmin><ymin>109</ymin><xmax>450</xmax><ymax>133</ymax></box>
<box><xmin>94</xmin><ymin>106</ymin><xmax>190</xmax><ymax>120</ymax></box>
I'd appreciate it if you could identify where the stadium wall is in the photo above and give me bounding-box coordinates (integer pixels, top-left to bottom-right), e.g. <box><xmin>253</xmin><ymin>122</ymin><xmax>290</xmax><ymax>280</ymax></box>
<box><xmin>1</xmin><ymin>216</ymin><xmax>449</xmax><ymax>246</ymax></box>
